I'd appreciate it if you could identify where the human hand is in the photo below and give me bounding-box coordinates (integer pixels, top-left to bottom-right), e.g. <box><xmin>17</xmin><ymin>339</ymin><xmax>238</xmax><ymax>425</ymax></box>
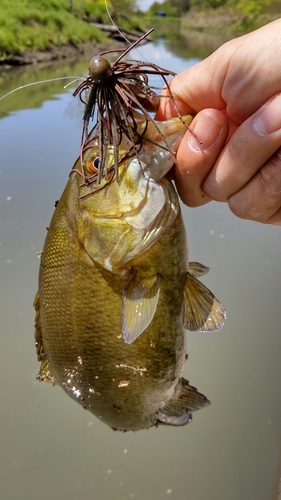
<box><xmin>157</xmin><ymin>19</ymin><xmax>281</xmax><ymax>225</ymax></box>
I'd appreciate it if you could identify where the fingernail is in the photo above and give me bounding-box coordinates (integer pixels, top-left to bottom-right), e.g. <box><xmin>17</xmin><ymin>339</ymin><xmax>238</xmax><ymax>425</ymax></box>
<box><xmin>254</xmin><ymin>94</ymin><xmax>281</xmax><ymax>135</ymax></box>
<box><xmin>188</xmin><ymin>114</ymin><xmax>222</xmax><ymax>151</ymax></box>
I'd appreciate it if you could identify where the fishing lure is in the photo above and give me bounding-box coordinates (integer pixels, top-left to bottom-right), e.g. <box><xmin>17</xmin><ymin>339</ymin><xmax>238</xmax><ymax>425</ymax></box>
<box><xmin>73</xmin><ymin>29</ymin><xmax>180</xmax><ymax>183</ymax></box>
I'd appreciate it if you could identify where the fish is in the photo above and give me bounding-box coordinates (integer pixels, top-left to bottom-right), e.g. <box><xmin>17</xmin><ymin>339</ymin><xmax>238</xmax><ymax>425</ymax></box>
<box><xmin>34</xmin><ymin>112</ymin><xmax>226</xmax><ymax>431</ymax></box>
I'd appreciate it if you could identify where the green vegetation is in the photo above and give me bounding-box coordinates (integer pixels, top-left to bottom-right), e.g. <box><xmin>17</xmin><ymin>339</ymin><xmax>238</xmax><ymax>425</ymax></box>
<box><xmin>230</xmin><ymin>0</ymin><xmax>281</xmax><ymax>32</ymax></box>
<box><xmin>147</xmin><ymin>0</ymin><xmax>186</xmax><ymax>17</ymax></box>
<box><xmin>76</xmin><ymin>0</ymin><xmax>140</xmax><ymax>26</ymax></box>
<box><xmin>189</xmin><ymin>0</ymin><xmax>280</xmax><ymax>14</ymax></box>
<box><xmin>147</xmin><ymin>0</ymin><xmax>281</xmax><ymax>35</ymax></box>
<box><xmin>0</xmin><ymin>0</ymin><xmax>140</xmax><ymax>58</ymax></box>
<box><xmin>1</xmin><ymin>0</ymin><xmax>280</xmax><ymax>58</ymax></box>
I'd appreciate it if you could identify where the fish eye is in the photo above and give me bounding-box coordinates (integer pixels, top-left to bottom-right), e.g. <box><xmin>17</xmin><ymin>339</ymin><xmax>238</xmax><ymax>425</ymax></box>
<box><xmin>84</xmin><ymin>155</ymin><xmax>100</xmax><ymax>174</ymax></box>
<box><xmin>93</xmin><ymin>157</ymin><xmax>99</xmax><ymax>169</ymax></box>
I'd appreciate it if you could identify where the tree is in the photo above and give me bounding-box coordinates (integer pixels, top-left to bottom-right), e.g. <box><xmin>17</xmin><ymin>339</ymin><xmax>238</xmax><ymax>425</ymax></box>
<box><xmin>190</xmin><ymin>0</ymin><xmax>228</xmax><ymax>9</ymax></box>
<box><xmin>110</xmin><ymin>0</ymin><xmax>138</xmax><ymax>18</ymax></box>
<box><xmin>170</xmin><ymin>0</ymin><xmax>190</xmax><ymax>13</ymax></box>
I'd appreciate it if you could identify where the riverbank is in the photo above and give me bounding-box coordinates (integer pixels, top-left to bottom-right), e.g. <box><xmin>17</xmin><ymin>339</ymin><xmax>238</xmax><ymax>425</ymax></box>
<box><xmin>0</xmin><ymin>0</ymin><xmax>143</xmax><ymax>66</ymax></box>
<box><xmin>0</xmin><ymin>40</ymin><xmax>124</xmax><ymax>67</ymax></box>
<box><xmin>0</xmin><ymin>0</ymin><xmax>279</xmax><ymax>67</ymax></box>
<box><xmin>181</xmin><ymin>8</ymin><xmax>280</xmax><ymax>38</ymax></box>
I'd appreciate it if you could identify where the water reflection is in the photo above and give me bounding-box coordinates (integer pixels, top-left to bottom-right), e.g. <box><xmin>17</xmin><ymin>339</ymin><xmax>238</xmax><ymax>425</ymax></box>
<box><xmin>153</xmin><ymin>31</ymin><xmax>226</xmax><ymax>60</ymax></box>
<box><xmin>150</xmin><ymin>22</ymin><xmax>227</xmax><ymax>60</ymax></box>
<box><xmin>0</xmin><ymin>61</ymin><xmax>84</xmax><ymax>119</ymax></box>
<box><xmin>0</xmin><ymin>35</ymin><xmax>281</xmax><ymax>500</ymax></box>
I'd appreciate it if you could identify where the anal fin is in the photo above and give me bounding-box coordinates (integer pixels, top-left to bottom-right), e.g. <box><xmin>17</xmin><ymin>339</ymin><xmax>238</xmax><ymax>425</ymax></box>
<box><xmin>37</xmin><ymin>360</ymin><xmax>56</xmax><ymax>385</ymax></box>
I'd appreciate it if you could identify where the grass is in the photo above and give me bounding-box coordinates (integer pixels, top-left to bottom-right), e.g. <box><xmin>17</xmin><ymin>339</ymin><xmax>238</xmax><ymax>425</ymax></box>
<box><xmin>3</xmin><ymin>0</ymin><xmax>277</xmax><ymax>59</ymax></box>
<box><xmin>0</xmin><ymin>0</ymin><xmax>105</xmax><ymax>57</ymax></box>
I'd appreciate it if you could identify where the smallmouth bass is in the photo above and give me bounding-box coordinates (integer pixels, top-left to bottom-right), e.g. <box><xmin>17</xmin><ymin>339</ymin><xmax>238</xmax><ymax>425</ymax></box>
<box><xmin>34</xmin><ymin>113</ymin><xmax>225</xmax><ymax>431</ymax></box>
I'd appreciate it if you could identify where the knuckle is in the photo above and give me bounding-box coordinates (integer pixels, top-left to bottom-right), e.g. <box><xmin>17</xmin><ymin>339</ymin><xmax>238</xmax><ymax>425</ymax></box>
<box><xmin>203</xmin><ymin>176</ymin><xmax>220</xmax><ymax>200</ymax></box>
<box><xmin>228</xmin><ymin>150</ymin><xmax>281</xmax><ymax>222</ymax></box>
<box><xmin>228</xmin><ymin>196</ymin><xmax>249</xmax><ymax>220</ymax></box>
<box><xmin>228</xmin><ymin>134</ymin><xmax>250</xmax><ymax>165</ymax></box>
<box><xmin>257</xmin><ymin>151</ymin><xmax>281</xmax><ymax>196</ymax></box>
<box><xmin>229</xmin><ymin>193</ymin><xmax>267</xmax><ymax>221</ymax></box>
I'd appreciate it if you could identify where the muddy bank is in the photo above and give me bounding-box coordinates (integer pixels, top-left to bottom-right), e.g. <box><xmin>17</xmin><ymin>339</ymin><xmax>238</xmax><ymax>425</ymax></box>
<box><xmin>0</xmin><ymin>24</ymin><xmax>150</xmax><ymax>68</ymax></box>
<box><xmin>0</xmin><ymin>40</ymin><xmax>125</xmax><ymax>67</ymax></box>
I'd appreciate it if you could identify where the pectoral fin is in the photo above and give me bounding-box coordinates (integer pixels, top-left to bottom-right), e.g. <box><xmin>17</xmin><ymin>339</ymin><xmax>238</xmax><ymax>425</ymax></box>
<box><xmin>181</xmin><ymin>272</ymin><xmax>226</xmax><ymax>331</ymax></box>
<box><xmin>122</xmin><ymin>273</ymin><xmax>161</xmax><ymax>344</ymax></box>
<box><xmin>157</xmin><ymin>378</ymin><xmax>210</xmax><ymax>426</ymax></box>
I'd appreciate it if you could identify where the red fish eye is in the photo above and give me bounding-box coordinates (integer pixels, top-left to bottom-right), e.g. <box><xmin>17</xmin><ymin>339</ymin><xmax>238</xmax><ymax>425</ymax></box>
<box><xmin>86</xmin><ymin>156</ymin><xmax>100</xmax><ymax>174</ymax></box>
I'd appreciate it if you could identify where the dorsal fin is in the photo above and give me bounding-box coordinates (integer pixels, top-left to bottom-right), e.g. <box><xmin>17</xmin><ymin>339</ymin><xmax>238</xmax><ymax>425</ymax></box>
<box><xmin>189</xmin><ymin>261</ymin><xmax>209</xmax><ymax>277</ymax></box>
<box><xmin>181</xmin><ymin>272</ymin><xmax>226</xmax><ymax>331</ymax></box>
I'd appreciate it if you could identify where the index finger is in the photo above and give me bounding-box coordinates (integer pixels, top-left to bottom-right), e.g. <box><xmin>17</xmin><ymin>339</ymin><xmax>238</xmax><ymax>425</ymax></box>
<box><xmin>156</xmin><ymin>55</ymin><xmax>227</xmax><ymax>121</ymax></box>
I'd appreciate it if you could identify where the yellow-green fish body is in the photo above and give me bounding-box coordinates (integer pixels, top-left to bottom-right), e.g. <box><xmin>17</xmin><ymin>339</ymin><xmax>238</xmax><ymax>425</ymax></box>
<box><xmin>34</xmin><ymin>115</ymin><xmax>225</xmax><ymax>431</ymax></box>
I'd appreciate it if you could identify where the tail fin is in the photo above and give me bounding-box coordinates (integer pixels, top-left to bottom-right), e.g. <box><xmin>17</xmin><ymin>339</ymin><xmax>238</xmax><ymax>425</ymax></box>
<box><xmin>157</xmin><ymin>377</ymin><xmax>210</xmax><ymax>426</ymax></box>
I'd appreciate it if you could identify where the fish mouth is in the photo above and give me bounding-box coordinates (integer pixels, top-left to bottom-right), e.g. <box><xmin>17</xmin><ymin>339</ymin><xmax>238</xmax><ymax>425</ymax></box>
<box><xmin>138</xmin><ymin>113</ymin><xmax>194</xmax><ymax>153</ymax></box>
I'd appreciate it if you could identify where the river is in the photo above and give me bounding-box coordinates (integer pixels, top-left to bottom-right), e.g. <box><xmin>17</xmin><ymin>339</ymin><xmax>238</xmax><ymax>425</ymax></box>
<box><xmin>0</xmin><ymin>33</ymin><xmax>280</xmax><ymax>500</ymax></box>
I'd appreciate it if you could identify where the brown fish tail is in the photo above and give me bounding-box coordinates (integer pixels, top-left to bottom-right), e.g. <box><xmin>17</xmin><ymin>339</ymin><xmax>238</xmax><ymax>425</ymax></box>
<box><xmin>156</xmin><ymin>377</ymin><xmax>210</xmax><ymax>427</ymax></box>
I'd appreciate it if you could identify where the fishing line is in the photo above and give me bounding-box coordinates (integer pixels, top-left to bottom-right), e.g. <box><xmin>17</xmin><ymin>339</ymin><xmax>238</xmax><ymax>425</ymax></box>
<box><xmin>0</xmin><ymin>76</ymin><xmax>84</xmax><ymax>102</ymax></box>
<box><xmin>104</xmin><ymin>0</ymin><xmax>176</xmax><ymax>112</ymax></box>
<box><xmin>105</xmin><ymin>0</ymin><xmax>132</xmax><ymax>47</ymax></box>
<box><xmin>104</xmin><ymin>0</ymin><xmax>148</xmax><ymax>62</ymax></box>
<box><xmin>64</xmin><ymin>78</ymin><xmax>84</xmax><ymax>89</ymax></box>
